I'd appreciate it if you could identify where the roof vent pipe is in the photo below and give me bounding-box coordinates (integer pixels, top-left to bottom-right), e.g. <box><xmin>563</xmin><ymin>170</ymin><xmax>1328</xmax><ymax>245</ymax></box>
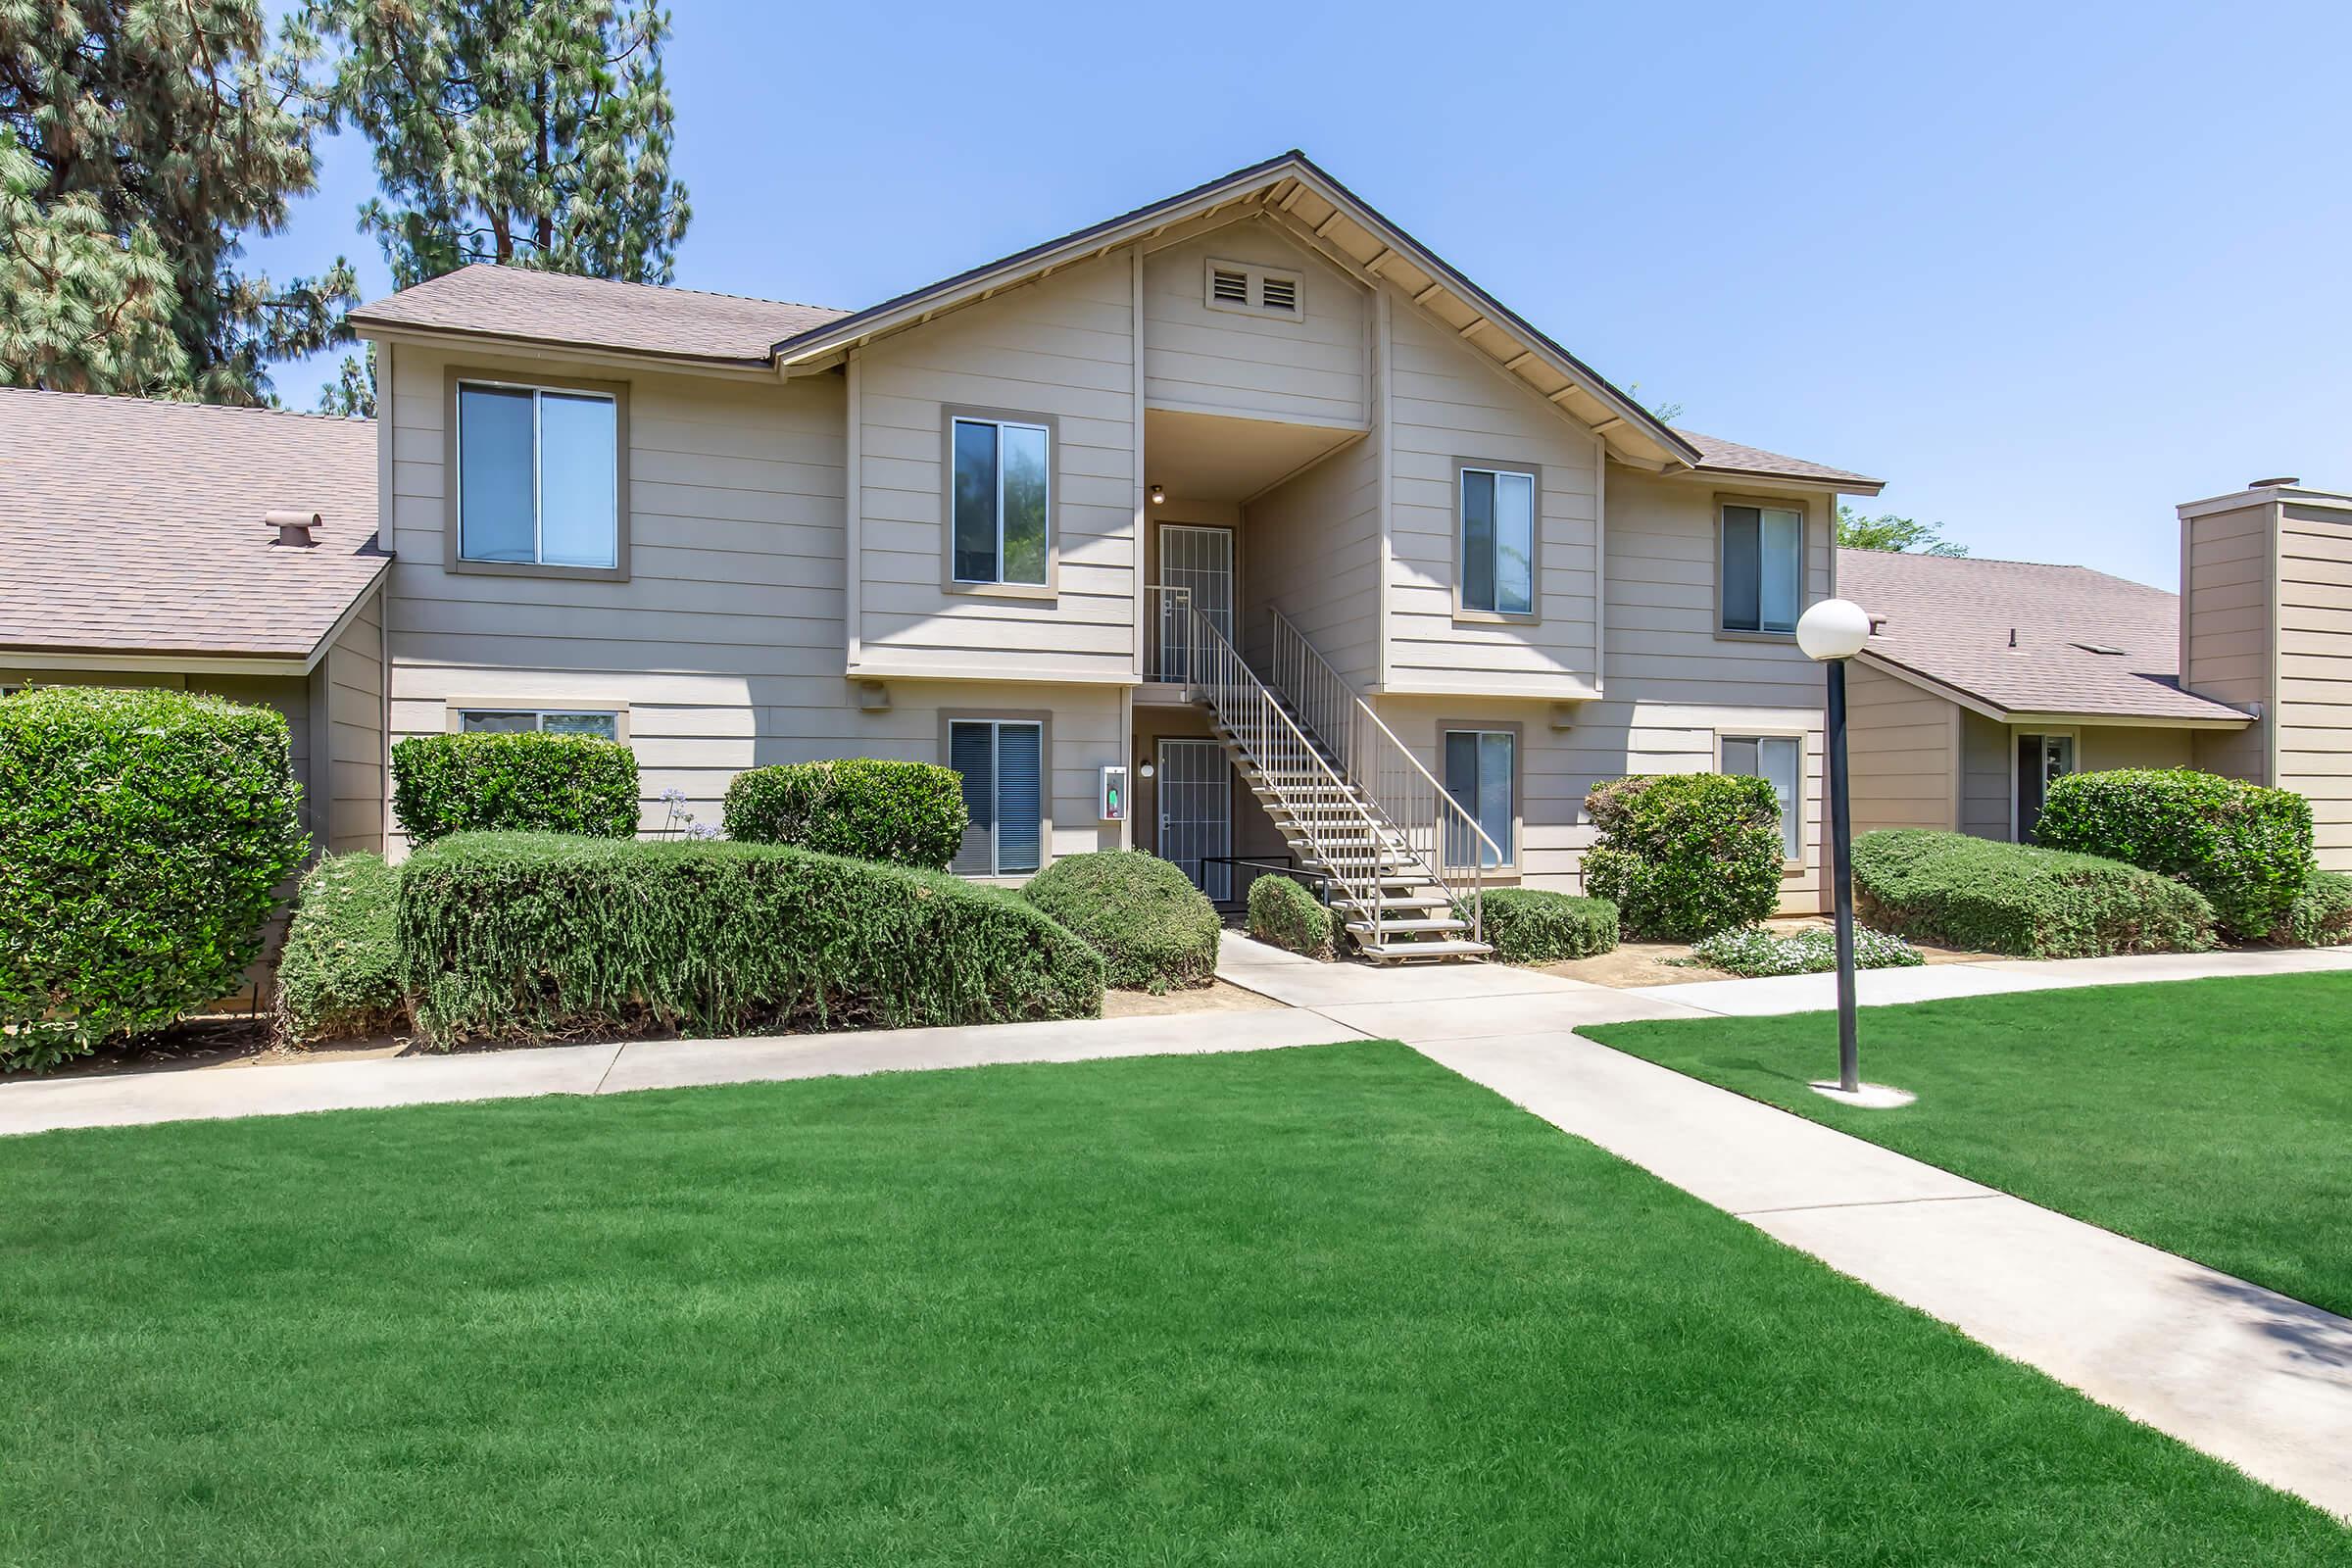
<box><xmin>2249</xmin><ymin>476</ymin><xmax>2300</xmax><ymax>489</ymax></box>
<box><xmin>266</xmin><ymin>509</ymin><xmax>321</xmax><ymax>547</ymax></box>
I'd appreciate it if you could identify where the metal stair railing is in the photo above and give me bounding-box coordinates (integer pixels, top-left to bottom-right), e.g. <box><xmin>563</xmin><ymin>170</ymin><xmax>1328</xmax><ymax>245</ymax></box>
<box><xmin>1151</xmin><ymin>586</ymin><xmax>1403</xmax><ymax>948</ymax></box>
<box><xmin>1266</xmin><ymin>606</ymin><xmax>1503</xmax><ymax>945</ymax></box>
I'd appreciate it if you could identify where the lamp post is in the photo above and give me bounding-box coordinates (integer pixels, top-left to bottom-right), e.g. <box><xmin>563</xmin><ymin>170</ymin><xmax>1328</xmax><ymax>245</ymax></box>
<box><xmin>1795</xmin><ymin>599</ymin><xmax>1874</xmax><ymax>1096</ymax></box>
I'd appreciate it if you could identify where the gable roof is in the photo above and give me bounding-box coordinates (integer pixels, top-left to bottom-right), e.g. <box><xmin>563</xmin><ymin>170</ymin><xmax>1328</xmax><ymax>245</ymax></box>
<box><xmin>1837</xmin><ymin>549</ymin><xmax>2249</xmax><ymax>724</ymax></box>
<box><xmin>349</xmin><ymin>265</ymin><xmax>850</xmax><ymax>368</ymax></box>
<box><xmin>0</xmin><ymin>390</ymin><xmax>386</xmax><ymax>666</ymax></box>
<box><xmin>1680</xmin><ymin>429</ymin><xmax>1882</xmax><ymax>490</ymax></box>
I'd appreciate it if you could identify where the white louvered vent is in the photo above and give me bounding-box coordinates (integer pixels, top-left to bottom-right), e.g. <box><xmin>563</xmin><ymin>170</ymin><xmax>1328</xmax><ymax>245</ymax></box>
<box><xmin>1203</xmin><ymin>259</ymin><xmax>1303</xmax><ymax>320</ymax></box>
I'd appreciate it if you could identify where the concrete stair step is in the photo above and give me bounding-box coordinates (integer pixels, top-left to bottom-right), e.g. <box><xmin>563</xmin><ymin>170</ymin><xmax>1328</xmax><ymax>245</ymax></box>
<box><xmin>1358</xmin><ymin>938</ymin><xmax>1494</xmax><ymax>962</ymax></box>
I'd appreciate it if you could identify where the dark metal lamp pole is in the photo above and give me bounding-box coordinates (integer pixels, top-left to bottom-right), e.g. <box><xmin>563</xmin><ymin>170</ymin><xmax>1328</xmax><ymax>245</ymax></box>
<box><xmin>1826</xmin><ymin>657</ymin><xmax>1859</xmax><ymax>1093</ymax></box>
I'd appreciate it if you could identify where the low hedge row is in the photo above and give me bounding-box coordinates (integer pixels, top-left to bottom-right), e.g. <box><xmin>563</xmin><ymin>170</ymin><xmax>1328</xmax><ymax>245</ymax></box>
<box><xmin>2270</xmin><ymin>870</ymin><xmax>2352</xmax><ymax>949</ymax></box>
<box><xmin>1688</xmin><ymin>925</ymin><xmax>1922</xmax><ymax>978</ymax></box>
<box><xmin>1852</xmin><ymin>829</ymin><xmax>2215</xmax><ymax>958</ymax></box>
<box><xmin>1022</xmin><ymin>851</ymin><xmax>1219</xmax><ymax>991</ymax></box>
<box><xmin>1475</xmin><ymin>888</ymin><xmax>1619</xmax><ymax>964</ymax></box>
<box><xmin>398</xmin><ymin>833</ymin><xmax>1103</xmax><ymax>1046</ymax></box>
<box><xmin>1247</xmin><ymin>874</ymin><xmax>1334</xmax><ymax>960</ymax></box>
<box><xmin>2035</xmin><ymin>768</ymin><xmax>2314</xmax><ymax>941</ymax></box>
<box><xmin>1582</xmin><ymin>773</ymin><xmax>1785</xmax><ymax>940</ymax></box>
<box><xmin>391</xmin><ymin>731</ymin><xmax>639</xmax><ymax>844</ymax></box>
<box><xmin>722</xmin><ymin>760</ymin><xmax>967</xmax><ymax>868</ymax></box>
<box><xmin>1</xmin><ymin>687</ymin><xmax>308</xmax><ymax>1069</ymax></box>
<box><xmin>274</xmin><ymin>853</ymin><xmax>405</xmax><ymax>1045</ymax></box>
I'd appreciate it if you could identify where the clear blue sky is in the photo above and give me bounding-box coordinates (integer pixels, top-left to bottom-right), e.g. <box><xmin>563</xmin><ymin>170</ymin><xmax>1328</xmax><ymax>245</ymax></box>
<box><xmin>251</xmin><ymin>0</ymin><xmax>2352</xmax><ymax>590</ymax></box>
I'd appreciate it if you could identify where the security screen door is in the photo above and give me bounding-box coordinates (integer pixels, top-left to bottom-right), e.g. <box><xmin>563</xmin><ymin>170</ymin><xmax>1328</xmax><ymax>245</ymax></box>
<box><xmin>1156</xmin><ymin>738</ymin><xmax>1233</xmax><ymax>902</ymax></box>
<box><xmin>1157</xmin><ymin>524</ymin><xmax>1235</xmax><ymax>681</ymax></box>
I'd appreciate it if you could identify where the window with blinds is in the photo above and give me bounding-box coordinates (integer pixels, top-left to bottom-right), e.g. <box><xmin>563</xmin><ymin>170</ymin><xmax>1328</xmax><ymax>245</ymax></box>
<box><xmin>1443</xmin><ymin>729</ymin><xmax>1515</xmax><ymax>869</ymax></box>
<box><xmin>1721</xmin><ymin>504</ymin><xmax>1804</xmax><ymax>634</ymax></box>
<box><xmin>950</xmin><ymin>719</ymin><xmax>1044</xmax><ymax>876</ymax></box>
<box><xmin>1722</xmin><ymin>734</ymin><xmax>1802</xmax><ymax>860</ymax></box>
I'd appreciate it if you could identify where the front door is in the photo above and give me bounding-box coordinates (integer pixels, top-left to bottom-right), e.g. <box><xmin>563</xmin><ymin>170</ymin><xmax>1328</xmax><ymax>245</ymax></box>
<box><xmin>1156</xmin><ymin>738</ymin><xmax>1233</xmax><ymax>902</ymax></box>
<box><xmin>2016</xmin><ymin>733</ymin><xmax>2075</xmax><ymax>843</ymax></box>
<box><xmin>1157</xmin><ymin>524</ymin><xmax>1235</xmax><ymax>682</ymax></box>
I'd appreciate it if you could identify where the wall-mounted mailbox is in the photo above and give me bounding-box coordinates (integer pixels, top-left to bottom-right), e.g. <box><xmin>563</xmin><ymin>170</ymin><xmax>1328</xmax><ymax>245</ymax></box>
<box><xmin>1098</xmin><ymin>764</ymin><xmax>1129</xmax><ymax>821</ymax></box>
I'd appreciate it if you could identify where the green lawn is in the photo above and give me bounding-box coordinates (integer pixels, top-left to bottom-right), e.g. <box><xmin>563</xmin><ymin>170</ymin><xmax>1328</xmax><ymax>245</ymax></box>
<box><xmin>1590</xmin><ymin>972</ymin><xmax>2352</xmax><ymax>1318</ymax></box>
<box><xmin>3</xmin><ymin>1040</ymin><xmax>2339</xmax><ymax>1563</ymax></box>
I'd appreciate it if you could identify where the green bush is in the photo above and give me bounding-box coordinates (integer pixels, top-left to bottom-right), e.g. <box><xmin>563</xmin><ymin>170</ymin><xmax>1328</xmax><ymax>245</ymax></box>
<box><xmin>2034</xmin><ymin>768</ymin><xmax>2314</xmax><ymax>941</ymax></box>
<box><xmin>1473</xmin><ymin>888</ymin><xmax>1619</xmax><ymax>963</ymax></box>
<box><xmin>1021</xmin><ymin>851</ymin><xmax>1219</xmax><ymax>992</ymax></box>
<box><xmin>721</xmin><ymin>759</ymin><xmax>966</xmax><ymax>868</ymax></box>
<box><xmin>1580</xmin><ymin>773</ymin><xmax>1786</xmax><ymax>940</ymax></box>
<box><xmin>1247</xmin><ymin>873</ymin><xmax>1334</xmax><ymax>960</ymax></box>
<box><xmin>2268</xmin><ymin>870</ymin><xmax>2352</xmax><ymax>949</ymax></box>
<box><xmin>1852</xmin><ymin>829</ymin><xmax>2215</xmax><ymax>958</ymax></box>
<box><xmin>0</xmin><ymin>687</ymin><xmax>309</xmax><ymax>1069</ymax></box>
<box><xmin>391</xmin><ymin>731</ymin><xmax>638</xmax><ymax>844</ymax></box>
<box><xmin>397</xmin><ymin>833</ymin><xmax>1102</xmax><ymax>1047</ymax></box>
<box><xmin>1687</xmin><ymin>925</ymin><xmax>1923</xmax><ymax>978</ymax></box>
<box><xmin>274</xmin><ymin>853</ymin><xmax>405</xmax><ymax>1046</ymax></box>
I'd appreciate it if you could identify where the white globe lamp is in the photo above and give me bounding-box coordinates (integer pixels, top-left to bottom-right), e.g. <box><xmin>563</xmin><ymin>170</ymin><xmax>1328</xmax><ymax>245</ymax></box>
<box><xmin>1796</xmin><ymin>598</ymin><xmax>1873</xmax><ymax>662</ymax></box>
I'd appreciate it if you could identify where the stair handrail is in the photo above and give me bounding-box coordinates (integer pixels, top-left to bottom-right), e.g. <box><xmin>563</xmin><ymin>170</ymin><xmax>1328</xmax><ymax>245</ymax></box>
<box><xmin>1266</xmin><ymin>606</ymin><xmax>1501</xmax><ymax>944</ymax></box>
<box><xmin>1151</xmin><ymin>586</ymin><xmax>1400</xmax><ymax>948</ymax></box>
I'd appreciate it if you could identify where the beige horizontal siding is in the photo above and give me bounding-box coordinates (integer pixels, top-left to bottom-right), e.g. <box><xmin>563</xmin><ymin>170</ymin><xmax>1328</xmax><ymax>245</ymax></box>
<box><xmin>1246</xmin><ymin>420</ymin><xmax>1382</xmax><ymax>688</ymax></box>
<box><xmin>1142</xmin><ymin>221</ymin><xmax>1367</xmax><ymax>427</ymax></box>
<box><xmin>1845</xmin><ymin>662</ymin><xmax>1956</xmax><ymax>834</ymax></box>
<box><xmin>2278</xmin><ymin>507</ymin><xmax>2352</xmax><ymax>870</ymax></box>
<box><xmin>2180</xmin><ymin>500</ymin><xmax>2273</xmax><ymax>785</ymax></box>
<box><xmin>1958</xmin><ymin>710</ymin><xmax>2011</xmax><ymax>840</ymax></box>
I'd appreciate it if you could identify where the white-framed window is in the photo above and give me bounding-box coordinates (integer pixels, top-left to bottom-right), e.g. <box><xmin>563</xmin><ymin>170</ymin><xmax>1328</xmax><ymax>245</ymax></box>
<box><xmin>1720</xmin><ymin>504</ymin><xmax>1804</xmax><ymax>634</ymax></box>
<box><xmin>1459</xmin><ymin>466</ymin><xmax>1536</xmax><ymax>616</ymax></box>
<box><xmin>949</xmin><ymin>718</ymin><xmax>1045</xmax><ymax>876</ymax></box>
<box><xmin>459</xmin><ymin>709</ymin><xmax>619</xmax><ymax>742</ymax></box>
<box><xmin>1443</xmin><ymin>728</ymin><xmax>1516</xmax><ymax>868</ymax></box>
<box><xmin>456</xmin><ymin>380</ymin><xmax>619</xmax><ymax>568</ymax></box>
<box><xmin>2017</xmin><ymin>733</ymin><xmax>2076</xmax><ymax>844</ymax></box>
<box><xmin>950</xmin><ymin>416</ymin><xmax>1051</xmax><ymax>586</ymax></box>
<box><xmin>1723</xmin><ymin>735</ymin><xmax>1803</xmax><ymax>860</ymax></box>
<box><xmin>1203</xmin><ymin>259</ymin><xmax>1301</xmax><ymax>319</ymax></box>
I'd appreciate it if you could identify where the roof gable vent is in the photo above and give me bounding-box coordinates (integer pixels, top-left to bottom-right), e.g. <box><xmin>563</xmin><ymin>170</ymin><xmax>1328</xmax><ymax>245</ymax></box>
<box><xmin>1258</xmin><ymin>273</ymin><xmax>1298</xmax><ymax>313</ymax></box>
<box><xmin>266</xmin><ymin>509</ymin><xmax>321</xmax><ymax>548</ymax></box>
<box><xmin>1209</xmin><ymin>267</ymin><xmax>1250</xmax><ymax>305</ymax></box>
<box><xmin>1204</xmin><ymin>258</ymin><xmax>1302</xmax><ymax>320</ymax></box>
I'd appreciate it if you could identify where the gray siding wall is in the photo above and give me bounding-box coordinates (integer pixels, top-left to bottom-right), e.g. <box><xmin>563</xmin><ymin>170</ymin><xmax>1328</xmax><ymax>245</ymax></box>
<box><xmin>1958</xmin><ymin>710</ymin><xmax>2011</xmax><ymax>840</ymax></box>
<box><xmin>1845</xmin><ymin>661</ymin><xmax>1956</xmax><ymax>834</ymax></box>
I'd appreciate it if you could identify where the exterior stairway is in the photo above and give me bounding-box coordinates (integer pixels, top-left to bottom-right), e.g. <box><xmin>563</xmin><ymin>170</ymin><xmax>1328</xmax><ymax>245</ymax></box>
<box><xmin>1154</xmin><ymin>587</ymin><xmax>1497</xmax><ymax>963</ymax></box>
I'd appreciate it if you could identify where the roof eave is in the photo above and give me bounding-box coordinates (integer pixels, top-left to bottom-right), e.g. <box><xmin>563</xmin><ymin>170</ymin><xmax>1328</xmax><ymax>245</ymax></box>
<box><xmin>350</xmin><ymin>318</ymin><xmax>780</xmax><ymax>379</ymax></box>
<box><xmin>1854</xmin><ymin>650</ymin><xmax>2254</xmax><ymax>729</ymax></box>
<box><xmin>1688</xmin><ymin>464</ymin><xmax>1886</xmax><ymax>496</ymax></box>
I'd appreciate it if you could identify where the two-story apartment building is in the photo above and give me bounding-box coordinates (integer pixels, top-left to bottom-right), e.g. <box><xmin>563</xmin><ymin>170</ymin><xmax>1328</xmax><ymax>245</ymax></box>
<box><xmin>343</xmin><ymin>151</ymin><xmax>1885</xmax><ymax>954</ymax></box>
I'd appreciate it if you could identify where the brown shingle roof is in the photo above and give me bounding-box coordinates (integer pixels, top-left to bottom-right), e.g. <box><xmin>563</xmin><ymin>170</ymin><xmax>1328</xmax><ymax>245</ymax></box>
<box><xmin>1677</xmin><ymin>428</ymin><xmax>1883</xmax><ymax>489</ymax></box>
<box><xmin>1837</xmin><ymin>549</ymin><xmax>2249</xmax><ymax>722</ymax></box>
<box><xmin>0</xmin><ymin>389</ymin><xmax>386</xmax><ymax>662</ymax></box>
<box><xmin>348</xmin><ymin>265</ymin><xmax>850</xmax><ymax>366</ymax></box>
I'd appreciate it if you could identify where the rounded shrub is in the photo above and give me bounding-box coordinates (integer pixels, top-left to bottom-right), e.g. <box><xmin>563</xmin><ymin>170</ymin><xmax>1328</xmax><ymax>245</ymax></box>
<box><xmin>274</xmin><ymin>852</ymin><xmax>406</xmax><ymax>1046</ymax></box>
<box><xmin>2268</xmin><ymin>870</ymin><xmax>2352</xmax><ymax>949</ymax></box>
<box><xmin>1851</xmin><ymin>828</ymin><xmax>2215</xmax><ymax>958</ymax></box>
<box><xmin>1248</xmin><ymin>873</ymin><xmax>1334</xmax><ymax>960</ymax></box>
<box><xmin>1021</xmin><ymin>851</ymin><xmax>1219</xmax><ymax>992</ymax></box>
<box><xmin>1473</xmin><ymin>888</ymin><xmax>1619</xmax><ymax>964</ymax></box>
<box><xmin>721</xmin><ymin>759</ymin><xmax>966</xmax><ymax>869</ymax></box>
<box><xmin>398</xmin><ymin>833</ymin><xmax>1103</xmax><ymax>1046</ymax></box>
<box><xmin>391</xmin><ymin>731</ymin><xmax>638</xmax><ymax>844</ymax></box>
<box><xmin>2034</xmin><ymin>768</ymin><xmax>2314</xmax><ymax>941</ymax></box>
<box><xmin>0</xmin><ymin>686</ymin><xmax>309</xmax><ymax>1068</ymax></box>
<box><xmin>1580</xmin><ymin>773</ymin><xmax>1785</xmax><ymax>940</ymax></box>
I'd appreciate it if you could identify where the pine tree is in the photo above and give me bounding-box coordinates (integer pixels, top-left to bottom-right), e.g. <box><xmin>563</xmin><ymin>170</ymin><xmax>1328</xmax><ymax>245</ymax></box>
<box><xmin>299</xmin><ymin>0</ymin><xmax>691</xmax><ymax>414</ymax></box>
<box><xmin>0</xmin><ymin>0</ymin><xmax>356</xmax><ymax>403</ymax></box>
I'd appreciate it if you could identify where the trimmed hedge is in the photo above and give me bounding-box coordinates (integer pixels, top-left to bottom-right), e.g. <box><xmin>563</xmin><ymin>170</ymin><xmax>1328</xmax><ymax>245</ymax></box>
<box><xmin>1474</xmin><ymin>888</ymin><xmax>1620</xmax><ymax>964</ymax></box>
<box><xmin>391</xmin><ymin>731</ymin><xmax>639</xmax><ymax>844</ymax></box>
<box><xmin>274</xmin><ymin>853</ymin><xmax>405</xmax><ymax>1046</ymax></box>
<box><xmin>1022</xmin><ymin>851</ymin><xmax>1219</xmax><ymax>992</ymax></box>
<box><xmin>721</xmin><ymin>759</ymin><xmax>966</xmax><ymax>868</ymax></box>
<box><xmin>1248</xmin><ymin>873</ymin><xmax>1334</xmax><ymax>960</ymax></box>
<box><xmin>1852</xmin><ymin>828</ymin><xmax>2215</xmax><ymax>958</ymax></box>
<box><xmin>0</xmin><ymin>687</ymin><xmax>308</xmax><ymax>1068</ymax></box>
<box><xmin>2034</xmin><ymin>768</ymin><xmax>2315</xmax><ymax>941</ymax></box>
<box><xmin>397</xmin><ymin>833</ymin><xmax>1103</xmax><ymax>1046</ymax></box>
<box><xmin>1688</xmin><ymin>925</ymin><xmax>1922</xmax><ymax>978</ymax></box>
<box><xmin>1581</xmin><ymin>773</ymin><xmax>1786</xmax><ymax>940</ymax></box>
<box><xmin>2270</xmin><ymin>870</ymin><xmax>2352</xmax><ymax>949</ymax></box>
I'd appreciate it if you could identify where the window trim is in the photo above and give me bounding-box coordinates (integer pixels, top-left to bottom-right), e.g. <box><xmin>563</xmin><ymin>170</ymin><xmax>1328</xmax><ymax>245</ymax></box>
<box><xmin>1201</xmin><ymin>257</ymin><xmax>1303</xmax><ymax>321</ymax></box>
<box><xmin>940</xmin><ymin>708</ymin><xmax>1054</xmax><ymax>879</ymax></box>
<box><xmin>2012</xmin><ymin>727</ymin><xmax>2080</xmax><ymax>844</ymax></box>
<box><xmin>1713</xmin><ymin>493</ymin><xmax>1811</xmax><ymax>643</ymax></box>
<box><xmin>443</xmin><ymin>698</ymin><xmax>631</xmax><ymax>745</ymax></box>
<box><xmin>1715</xmin><ymin>728</ymin><xmax>1810</xmax><ymax>872</ymax></box>
<box><xmin>443</xmin><ymin>367</ymin><xmax>630</xmax><ymax>582</ymax></box>
<box><xmin>940</xmin><ymin>404</ymin><xmax>1059</xmax><ymax>600</ymax></box>
<box><xmin>1452</xmin><ymin>457</ymin><xmax>1544</xmax><ymax>624</ymax></box>
<box><xmin>1439</xmin><ymin>719</ymin><xmax>1524</xmax><ymax>874</ymax></box>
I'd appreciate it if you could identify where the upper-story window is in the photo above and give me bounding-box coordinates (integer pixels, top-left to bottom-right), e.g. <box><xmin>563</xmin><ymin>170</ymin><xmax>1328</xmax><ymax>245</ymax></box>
<box><xmin>455</xmin><ymin>378</ymin><xmax>622</xmax><ymax>573</ymax></box>
<box><xmin>1720</xmin><ymin>503</ymin><xmax>1804</xmax><ymax>634</ymax></box>
<box><xmin>1458</xmin><ymin>464</ymin><xmax>1536</xmax><ymax>617</ymax></box>
<box><xmin>949</xmin><ymin>413</ymin><xmax>1052</xmax><ymax>588</ymax></box>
